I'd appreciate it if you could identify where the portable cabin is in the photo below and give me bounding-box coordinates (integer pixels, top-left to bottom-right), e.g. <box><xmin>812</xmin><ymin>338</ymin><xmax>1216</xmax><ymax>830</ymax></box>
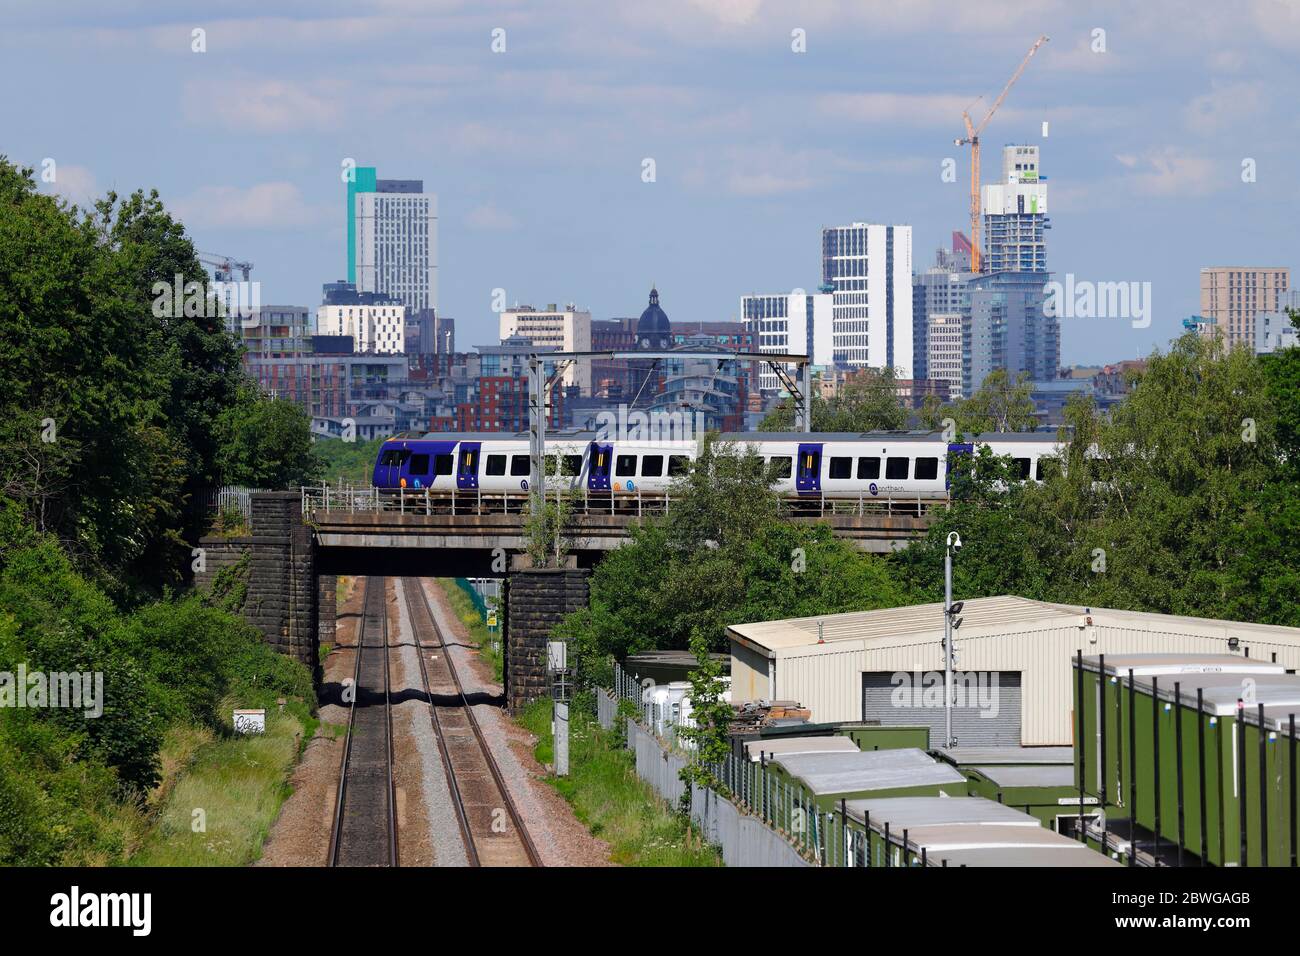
<box><xmin>1074</xmin><ymin>653</ymin><xmax>1300</xmax><ymax>866</ymax></box>
<box><xmin>965</xmin><ymin>764</ymin><xmax>1094</xmax><ymax>832</ymax></box>
<box><xmin>760</xmin><ymin>749</ymin><xmax>966</xmax><ymax>854</ymax></box>
<box><xmin>936</xmin><ymin>745</ymin><xmax>1073</xmax><ymax>768</ymax></box>
<box><xmin>836</xmin><ymin>795</ymin><xmax>1115</xmax><ymax>867</ymax></box>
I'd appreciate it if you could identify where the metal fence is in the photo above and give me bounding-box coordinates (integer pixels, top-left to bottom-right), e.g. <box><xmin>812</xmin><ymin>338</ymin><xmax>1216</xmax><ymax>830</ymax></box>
<box><xmin>202</xmin><ymin>486</ymin><xmax>270</xmax><ymax>522</ymax></box>
<box><xmin>300</xmin><ymin>483</ymin><xmax>940</xmax><ymax>519</ymax></box>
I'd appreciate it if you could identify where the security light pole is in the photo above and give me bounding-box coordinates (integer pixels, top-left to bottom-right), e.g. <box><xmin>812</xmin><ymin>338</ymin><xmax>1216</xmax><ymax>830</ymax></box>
<box><xmin>944</xmin><ymin>532</ymin><xmax>963</xmax><ymax>749</ymax></box>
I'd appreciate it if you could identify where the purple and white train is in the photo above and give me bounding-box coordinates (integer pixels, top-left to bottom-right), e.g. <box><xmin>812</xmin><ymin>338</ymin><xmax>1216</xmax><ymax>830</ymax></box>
<box><xmin>371</xmin><ymin>430</ymin><xmax>1066</xmax><ymax>500</ymax></box>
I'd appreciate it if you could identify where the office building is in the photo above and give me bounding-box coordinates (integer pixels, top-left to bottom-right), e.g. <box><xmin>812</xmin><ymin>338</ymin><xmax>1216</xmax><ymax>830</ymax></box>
<box><xmin>317</xmin><ymin>281</ymin><xmax>406</xmax><ymax>354</ymax></box>
<box><xmin>499</xmin><ymin>302</ymin><xmax>592</xmax><ymax>391</ymax></box>
<box><xmin>348</xmin><ymin>167</ymin><xmax>438</xmax><ymax>313</ymax></box>
<box><xmin>740</xmin><ymin>292</ymin><xmax>833</xmax><ymax>392</ymax></box>
<box><xmin>820</xmin><ymin>223</ymin><xmax>913</xmax><ymax>376</ymax></box>
<box><xmin>927</xmin><ymin>312</ymin><xmax>965</xmax><ymax>399</ymax></box>
<box><xmin>1200</xmin><ymin>266</ymin><xmax>1290</xmax><ymax>351</ymax></box>
<box><xmin>1256</xmin><ymin>288</ymin><xmax>1300</xmax><ymax>353</ymax></box>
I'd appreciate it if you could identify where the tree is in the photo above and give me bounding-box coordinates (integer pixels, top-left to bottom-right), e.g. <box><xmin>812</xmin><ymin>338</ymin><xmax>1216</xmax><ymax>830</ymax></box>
<box><xmin>759</xmin><ymin>367</ymin><xmax>908</xmax><ymax>432</ymax></box>
<box><xmin>677</xmin><ymin>629</ymin><xmax>734</xmax><ymax>807</ymax></box>
<box><xmin>214</xmin><ymin>387</ymin><xmax>321</xmax><ymax>488</ymax></box>
<box><xmin>951</xmin><ymin>369</ymin><xmax>1038</xmax><ymax>434</ymax></box>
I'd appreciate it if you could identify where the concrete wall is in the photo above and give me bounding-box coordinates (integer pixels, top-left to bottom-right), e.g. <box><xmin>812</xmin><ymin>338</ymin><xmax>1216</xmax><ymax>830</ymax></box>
<box><xmin>505</xmin><ymin>568</ymin><xmax>589</xmax><ymax>713</ymax></box>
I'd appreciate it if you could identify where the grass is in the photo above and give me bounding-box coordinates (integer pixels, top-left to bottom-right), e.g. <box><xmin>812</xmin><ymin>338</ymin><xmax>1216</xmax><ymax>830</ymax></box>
<box><xmin>517</xmin><ymin>699</ymin><xmax>721</xmax><ymax>867</ymax></box>
<box><xmin>127</xmin><ymin>694</ymin><xmax>316</xmax><ymax>866</ymax></box>
<box><xmin>439</xmin><ymin>579</ymin><xmax>504</xmax><ymax>682</ymax></box>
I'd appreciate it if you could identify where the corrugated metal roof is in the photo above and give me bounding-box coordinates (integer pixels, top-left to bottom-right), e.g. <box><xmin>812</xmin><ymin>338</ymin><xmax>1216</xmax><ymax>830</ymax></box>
<box><xmin>844</xmin><ymin>796</ymin><xmax>1040</xmax><ymax>828</ymax></box>
<box><xmin>972</xmin><ymin>765</ymin><xmax>1076</xmax><ymax>789</ymax></box>
<box><xmin>743</xmin><ymin>736</ymin><xmax>859</xmax><ymax>762</ymax></box>
<box><xmin>935</xmin><ymin>844</ymin><xmax>1118</xmax><ymax>867</ymax></box>
<box><xmin>906</xmin><ymin>823</ymin><xmax>1071</xmax><ymax>851</ymax></box>
<box><xmin>937</xmin><ymin>746</ymin><xmax>1073</xmax><ymax>766</ymax></box>
<box><xmin>730</xmin><ymin>595</ymin><xmax>1073</xmax><ymax>653</ymax></box>
<box><xmin>730</xmin><ymin>596</ymin><xmax>1300</xmax><ymax>656</ymax></box>
<box><xmin>1087</xmin><ymin>654</ymin><xmax>1286</xmax><ymax>677</ymax></box>
<box><xmin>771</xmin><ymin>748</ymin><xmax>964</xmax><ymax>796</ymax></box>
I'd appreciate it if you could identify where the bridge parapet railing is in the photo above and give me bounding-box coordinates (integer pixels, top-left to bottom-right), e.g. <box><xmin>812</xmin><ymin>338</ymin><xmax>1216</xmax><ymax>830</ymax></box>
<box><xmin>300</xmin><ymin>485</ymin><xmax>942</xmax><ymax>520</ymax></box>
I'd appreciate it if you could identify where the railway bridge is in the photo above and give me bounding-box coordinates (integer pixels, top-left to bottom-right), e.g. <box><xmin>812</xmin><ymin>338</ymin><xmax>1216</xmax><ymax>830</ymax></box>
<box><xmin>193</xmin><ymin>489</ymin><xmax>937</xmax><ymax>712</ymax></box>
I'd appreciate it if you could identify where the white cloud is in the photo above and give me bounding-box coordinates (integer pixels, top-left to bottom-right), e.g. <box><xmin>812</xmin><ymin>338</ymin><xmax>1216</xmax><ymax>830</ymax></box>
<box><xmin>171</xmin><ymin>181</ymin><xmax>328</xmax><ymax>230</ymax></box>
<box><xmin>1183</xmin><ymin>82</ymin><xmax>1266</xmax><ymax>135</ymax></box>
<box><xmin>39</xmin><ymin>163</ymin><xmax>99</xmax><ymax>205</ymax></box>
<box><xmin>1125</xmin><ymin>147</ymin><xmax>1220</xmax><ymax>198</ymax></box>
<box><xmin>465</xmin><ymin>202</ymin><xmax>519</xmax><ymax>230</ymax></box>
<box><xmin>817</xmin><ymin>91</ymin><xmax>1028</xmax><ymax>128</ymax></box>
<box><xmin>184</xmin><ymin>76</ymin><xmax>341</xmax><ymax>132</ymax></box>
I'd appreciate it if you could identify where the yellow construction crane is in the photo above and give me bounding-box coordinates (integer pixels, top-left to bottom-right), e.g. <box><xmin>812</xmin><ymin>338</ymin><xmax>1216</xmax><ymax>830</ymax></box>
<box><xmin>955</xmin><ymin>35</ymin><xmax>1048</xmax><ymax>273</ymax></box>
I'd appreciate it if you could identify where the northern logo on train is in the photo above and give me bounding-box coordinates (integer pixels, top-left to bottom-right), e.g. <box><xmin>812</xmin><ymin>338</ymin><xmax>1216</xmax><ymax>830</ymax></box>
<box><xmin>869</xmin><ymin>482</ymin><xmax>878</xmax><ymax>496</ymax></box>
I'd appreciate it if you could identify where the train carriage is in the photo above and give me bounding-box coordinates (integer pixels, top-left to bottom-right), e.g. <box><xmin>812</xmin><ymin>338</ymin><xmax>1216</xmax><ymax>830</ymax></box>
<box><xmin>371</xmin><ymin>429</ymin><xmax>1068</xmax><ymax>502</ymax></box>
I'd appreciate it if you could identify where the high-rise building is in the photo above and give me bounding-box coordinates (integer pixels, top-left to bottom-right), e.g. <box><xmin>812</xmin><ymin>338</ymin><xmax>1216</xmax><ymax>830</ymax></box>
<box><xmin>1200</xmin><ymin>266</ymin><xmax>1290</xmax><ymax>351</ymax></box>
<box><xmin>912</xmin><ymin>239</ymin><xmax>976</xmax><ymax>382</ymax></box>
<box><xmin>981</xmin><ymin>145</ymin><xmax>1049</xmax><ymax>274</ymax></box>
<box><xmin>1255</xmin><ymin>288</ymin><xmax>1300</xmax><ymax>354</ymax></box>
<box><xmin>498</xmin><ymin>302</ymin><xmax>592</xmax><ymax>391</ymax></box>
<box><xmin>820</xmin><ymin>223</ymin><xmax>913</xmax><ymax>376</ymax></box>
<box><xmin>348</xmin><ymin>167</ymin><xmax>438</xmax><ymax>313</ymax></box>
<box><xmin>927</xmin><ymin>313</ymin><xmax>965</xmax><ymax>399</ymax></box>
<box><xmin>740</xmin><ymin>292</ymin><xmax>833</xmax><ymax>392</ymax></box>
<box><xmin>965</xmin><ymin>271</ymin><xmax>1058</xmax><ymax>396</ymax></box>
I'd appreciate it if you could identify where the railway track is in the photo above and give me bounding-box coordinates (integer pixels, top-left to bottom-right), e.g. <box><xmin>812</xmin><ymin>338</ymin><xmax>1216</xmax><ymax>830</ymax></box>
<box><xmin>328</xmin><ymin>576</ymin><xmax>398</xmax><ymax>867</ymax></box>
<box><xmin>402</xmin><ymin>577</ymin><xmax>542</xmax><ymax>867</ymax></box>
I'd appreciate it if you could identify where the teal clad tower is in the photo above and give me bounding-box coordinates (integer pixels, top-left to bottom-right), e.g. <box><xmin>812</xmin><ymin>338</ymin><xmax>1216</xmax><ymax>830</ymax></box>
<box><xmin>346</xmin><ymin>166</ymin><xmax>377</xmax><ymax>285</ymax></box>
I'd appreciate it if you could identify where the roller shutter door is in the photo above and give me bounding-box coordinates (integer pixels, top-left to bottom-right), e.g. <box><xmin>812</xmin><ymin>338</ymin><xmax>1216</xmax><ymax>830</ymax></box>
<box><xmin>861</xmin><ymin>671</ymin><xmax>1022</xmax><ymax>748</ymax></box>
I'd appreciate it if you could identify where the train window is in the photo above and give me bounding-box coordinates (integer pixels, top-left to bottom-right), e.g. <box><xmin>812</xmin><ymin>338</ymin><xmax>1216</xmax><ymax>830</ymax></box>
<box><xmin>641</xmin><ymin>455</ymin><xmax>664</xmax><ymax>477</ymax></box>
<box><xmin>510</xmin><ymin>455</ymin><xmax>530</xmax><ymax>476</ymax></box>
<box><xmin>768</xmin><ymin>456</ymin><xmax>792</xmax><ymax>480</ymax></box>
<box><xmin>408</xmin><ymin>453</ymin><xmax>430</xmax><ymax>476</ymax></box>
<box><xmin>485</xmin><ymin>454</ymin><xmax>506</xmax><ymax>476</ymax></box>
<box><xmin>915</xmin><ymin>457</ymin><xmax>938</xmax><ymax>481</ymax></box>
<box><xmin>885</xmin><ymin>457</ymin><xmax>909</xmax><ymax>480</ymax></box>
<box><xmin>616</xmin><ymin>455</ymin><xmax>637</xmax><ymax>477</ymax></box>
<box><xmin>562</xmin><ymin>455</ymin><xmax>582</xmax><ymax>476</ymax></box>
<box><xmin>380</xmin><ymin>448</ymin><xmax>409</xmax><ymax>466</ymax></box>
<box><xmin>1013</xmin><ymin>457</ymin><xmax>1031</xmax><ymax>480</ymax></box>
<box><xmin>828</xmin><ymin>457</ymin><xmax>852</xmax><ymax>480</ymax></box>
<box><xmin>434</xmin><ymin>454</ymin><xmax>454</xmax><ymax>476</ymax></box>
<box><xmin>668</xmin><ymin>455</ymin><xmax>690</xmax><ymax>477</ymax></box>
<box><xmin>857</xmin><ymin>457</ymin><xmax>880</xmax><ymax>480</ymax></box>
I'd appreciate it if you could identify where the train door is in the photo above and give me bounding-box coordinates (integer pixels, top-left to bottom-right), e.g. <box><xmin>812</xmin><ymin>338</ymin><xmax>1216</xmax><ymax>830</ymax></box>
<box><xmin>945</xmin><ymin>442</ymin><xmax>974</xmax><ymax>492</ymax></box>
<box><xmin>374</xmin><ymin>444</ymin><xmax>399</xmax><ymax>487</ymax></box>
<box><xmin>796</xmin><ymin>443</ymin><xmax>823</xmax><ymax>496</ymax></box>
<box><xmin>456</xmin><ymin>442</ymin><xmax>481</xmax><ymax>491</ymax></box>
<box><xmin>588</xmin><ymin>442</ymin><xmax>612</xmax><ymax>491</ymax></box>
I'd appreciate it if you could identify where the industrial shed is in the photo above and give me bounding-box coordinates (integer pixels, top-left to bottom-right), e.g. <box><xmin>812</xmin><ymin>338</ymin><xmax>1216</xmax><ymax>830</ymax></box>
<box><xmin>727</xmin><ymin>596</ymin><xmax>1300</xmax><ymax>747</ymax></box>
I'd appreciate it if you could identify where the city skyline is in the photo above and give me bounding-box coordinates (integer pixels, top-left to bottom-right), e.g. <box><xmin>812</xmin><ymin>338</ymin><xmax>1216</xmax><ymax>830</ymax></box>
<box><xmin>7</xmin><ymin>1</ymin><xmax>1299</xmax><ymax>366</ymax></box>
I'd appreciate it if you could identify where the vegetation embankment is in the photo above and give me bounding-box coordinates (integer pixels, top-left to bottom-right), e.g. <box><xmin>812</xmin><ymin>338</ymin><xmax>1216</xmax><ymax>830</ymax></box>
<box><xmin>517</xmin><ymin>698</ymin><xmax>720</xmax><ymax>867</ymax></box>
<box><xmin>0</xmin><ymin>157</ymin><xmax>322</xmax><ymax>865</ymax></box>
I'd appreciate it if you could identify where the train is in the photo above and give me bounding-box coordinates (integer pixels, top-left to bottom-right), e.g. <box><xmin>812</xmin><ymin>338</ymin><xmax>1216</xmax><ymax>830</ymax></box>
<box><xmin>371</xmin><ymin>429</ymin><xmax>1067</xmax><ymax>500</ymax></box>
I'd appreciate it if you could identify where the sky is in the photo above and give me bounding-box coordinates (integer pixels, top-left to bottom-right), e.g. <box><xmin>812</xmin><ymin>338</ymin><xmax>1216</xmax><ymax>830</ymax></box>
<box><xmin>4</xmin><ymin>0</ymin><xmax>1299</xmax><ymax>366</ymax></box>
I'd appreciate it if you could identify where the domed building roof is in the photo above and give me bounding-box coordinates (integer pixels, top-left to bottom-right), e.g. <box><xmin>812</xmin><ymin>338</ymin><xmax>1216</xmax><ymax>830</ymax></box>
<box><xmin>636</xmin><ymin>287</ymin><xmax>672</xmax><ymax>350</ymax></box>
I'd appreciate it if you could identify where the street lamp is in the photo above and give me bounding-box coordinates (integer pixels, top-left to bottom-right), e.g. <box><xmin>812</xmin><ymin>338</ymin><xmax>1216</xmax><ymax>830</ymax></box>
<box><xmin>944</xmin><ymin>532</ymin><xmax>964</xmax><ymax>749</ymax></box>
